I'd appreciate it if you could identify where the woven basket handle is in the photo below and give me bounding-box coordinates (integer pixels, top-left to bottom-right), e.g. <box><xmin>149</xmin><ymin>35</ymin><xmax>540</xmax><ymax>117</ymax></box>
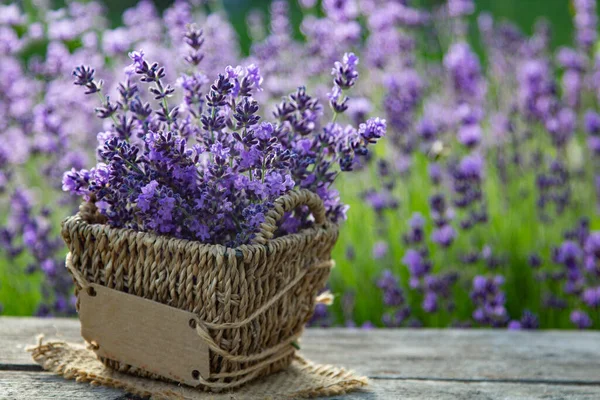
<box><xmin>251</xmin><ymin>189</ymin><xmax>327</xmax><ymax>245</ymax></box>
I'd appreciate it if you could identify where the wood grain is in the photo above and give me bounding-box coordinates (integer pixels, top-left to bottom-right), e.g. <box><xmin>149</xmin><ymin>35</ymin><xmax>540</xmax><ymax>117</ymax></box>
<box><xmin>3</xmin><ymin>317</ymin><xmax>600</xmax><ymax>382</ymax></box>
<box><xmin>2</xmin><ymin>317</ymin><xmax>600</xmax><ymax>399</ymax></box>
<box><xmin>299</xmin><ymin>328</ymin><xmax>600</xmax><ymax>383</ymax></box>
<box><xmin>0</xmin><ymin>371</ymin><xmax>135</xmax><ymax>399</ymax></box>
<box><xmin>2</xmin><ymin>372</ymin><xmax>600</xmax><ymax>400</ymax></box>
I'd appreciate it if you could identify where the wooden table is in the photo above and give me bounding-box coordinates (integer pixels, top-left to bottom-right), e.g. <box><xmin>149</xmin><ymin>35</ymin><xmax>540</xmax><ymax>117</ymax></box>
<box><xmin>2</xmin><ymin>317</ymin><xmax>600</xmax><ymax>399</ymax></box>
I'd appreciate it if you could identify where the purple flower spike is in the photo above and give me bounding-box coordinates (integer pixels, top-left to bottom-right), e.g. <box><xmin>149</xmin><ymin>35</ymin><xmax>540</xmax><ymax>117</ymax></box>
<box><xmin>458</xmin><ymin>154</ymin><xmax>484</xmax><ymax>180</ymax></box>
<box><xmin>573</xmin><ymin>0</ymin><xmax>598</xmax><ymax>51</ymax></box>
<box><xmin>329</xmin><ymin>52</ymin><xmax>360</xmax><ymax>113</ymax></box>
<box><xmin>471</xmin><ymin>275</ymin><xmax>508</xmax><ymax>327</ymax></box>
<box><xmin>332</xmin><ymin>52</ymin><xmax>359</xmax><ymax>90</ymax></box>
<box><xmin>72</xmin><ymin>65</ymin><xmax>102</xmax><ymax>94</ymax></box>
<box><xmin>361</xmin><ymin>321</ymin><xmax>375</xmax><ymax>330</ymax></box>
<box><xmin>359</xmin><ymin>117</ymin><xmax>387</xmax><ymax>143</ymax></box>
<box><xmin>128</xmin><ymin>49</ymin><xmax>145</xmax><ymax>68</ymax></box>
<box><xmin>422</xmin><ymin>291</ymin><xmax>438</xmax><ymax>313</ymax></box>
<box><xmin>458</xmin><ymin>123</ymin><xmax>482</xmax><ymax>148</ymax></box>
<box><xmin>377</xmin><ymin>270</ymin><xmax>405</xmax><ymax>308</ymax></box>
<box><xmin>404</xmin><ymin>212</ymin><xmax>425</xmax><ymax>244</ymax></box>
<box><xmin>556</xmin><ymin>241</ymin><xmax>583</xmax><ymax>269</ymax></box>
<box><xmin>403</xmin><ymin>249</ymin><xmax>430</xmax><ymax>278</ymax></box>
<box><xmin>444</xmin><ymin>42</ymin><xmax>484</xmax><ymax>102</ymax></box>
<box><xmin>585</xmin><ymin>111</ymin><xmax>600</xmax><ymax>135</ymax></box>
<box><xmin>431</xmin><ymin>225</ymin><xmax>456</xmax><ymax>248</ymax></box>
<box><xmin>519</xmin><ymin>310</ymin><xmax>540</xmax><ymax>329</ymax></box>
<box><xmin>448</xmin><ymin>0</ymin><xmax>475</xmax><ymax>18</ymax></box>
<box><xmin>571</xmin><ymin>310</ymin><xmax>593</xmax><ymax>329</ymax></box>
<box><xmin>372</xmin><ymin>241</ymin><xmax>389</xmax><ymax>260</ymax></box>
<box><xmin>507</xmin><ymin>320</ymin><xmax>522</xmax><ymax>330</ymax></box>
<box><xmin>582</xmin><ymin>287</ymin><xmax>600</xmax><ymax>307</ymax></box>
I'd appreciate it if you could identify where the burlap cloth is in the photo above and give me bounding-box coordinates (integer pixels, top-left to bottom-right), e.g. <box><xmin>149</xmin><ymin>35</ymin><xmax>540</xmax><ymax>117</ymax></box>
<box><xmin>29</xmin><ymin>340</ymin><xmax>368</xmax><ymax>399</ymax></box>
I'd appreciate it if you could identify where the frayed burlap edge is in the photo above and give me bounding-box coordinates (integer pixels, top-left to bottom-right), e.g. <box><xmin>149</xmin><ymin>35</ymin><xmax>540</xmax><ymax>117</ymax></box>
<box><xmin>28</xmin><ymin>340</ymin><xmax>368</xmax><ymax>400</ymax></box>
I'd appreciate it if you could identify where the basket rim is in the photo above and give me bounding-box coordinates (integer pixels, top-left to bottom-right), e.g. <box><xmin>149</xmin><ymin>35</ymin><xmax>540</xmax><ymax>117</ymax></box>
<box><xmin>61</xmin><ymin>211</ymin><xmax>339</xmax><ymax>257</ymax></box>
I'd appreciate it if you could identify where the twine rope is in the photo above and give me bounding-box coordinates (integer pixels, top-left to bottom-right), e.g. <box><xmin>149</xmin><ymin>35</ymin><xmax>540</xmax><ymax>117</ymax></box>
<box><xmin>198</xmin><ymin>260</ymin><xmax>333</xmax><ymax>330</ymax></box>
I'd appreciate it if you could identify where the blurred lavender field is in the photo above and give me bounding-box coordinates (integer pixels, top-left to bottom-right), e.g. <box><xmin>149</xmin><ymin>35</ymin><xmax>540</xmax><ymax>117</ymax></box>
<box><xmin>2</xmin><ymin>0</ymin><xmax>600</xmax><ymax>330</ymax></box>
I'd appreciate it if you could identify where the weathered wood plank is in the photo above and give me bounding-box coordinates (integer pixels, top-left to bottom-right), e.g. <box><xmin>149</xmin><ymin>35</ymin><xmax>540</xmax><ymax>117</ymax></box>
<box><xmin>300</xmin><ymin>328</ymin><xmax>600</xmax><ymax>384</ymax></box>
<box><xmin>2</xmin><ymin>317</ymin><xmax>600</xmax><ymax>384</ymax></box>
<box><xmin>1</xmin><ymin>318</ymin><xmax>83</xmax><ymax>370</ymax></box>
<box><xmin>0</xmin><ymin>371</ymin><xmax>135</xmax><ymax>399</ymax></box>
<box><xmin>2</xmin><ymin>371</ymin><xmax>600</xmax><ymax>400</ymax></box>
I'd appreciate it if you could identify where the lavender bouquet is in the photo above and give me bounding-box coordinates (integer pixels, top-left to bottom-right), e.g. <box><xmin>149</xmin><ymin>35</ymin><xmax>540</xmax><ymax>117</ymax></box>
<box><xmin>62</xmin><ymin>28</ymin><xmax>385</xmax><ymax>246</ymax></box>
<box><xmin>0</xmin><ymin>1</ymin><xmax>245</xmax><ymax>316</ymax></box>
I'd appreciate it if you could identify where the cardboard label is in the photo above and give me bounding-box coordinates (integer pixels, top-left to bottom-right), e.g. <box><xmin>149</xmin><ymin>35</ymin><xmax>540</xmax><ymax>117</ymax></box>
<box><xmin>79</xmin><ymin>284</ymin><xmax>210</xmax><ymax>386</ymax></box>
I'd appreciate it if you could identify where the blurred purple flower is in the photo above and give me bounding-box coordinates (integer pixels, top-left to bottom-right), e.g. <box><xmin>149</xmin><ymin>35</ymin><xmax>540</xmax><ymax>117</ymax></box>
<box><xmin>585</xmin><ymin>111</ymin><xmax>600</xmax><ymax>135</ymax></box>
<box><xmin>507</xmin><ymin>320</ymin><xmax>522</xmax><ymax>330</ymax></box>
<box><xmin>571</xmin><ymin>310</ymin><xmax>593</xmax><ymax>329</ymax></box>
<box><xmin>447</xmin><ymin>0</ymin><xmax>475</xmax><ymax>18</ymax></box>
<box><xmin>431</xmin><ymin>225</ymin><xmax>456</xmax><ymax>248</ymax></box>
<box><xmin>582</xmin><ymin>287</ymin><xmax>600</xmax><ymax>307</ymax></box>
<box><xmin>458</xmin><ymin>123</ymin><xmax>482</xmax><ymax>148</ymax></box>
<box><xmin>444</xmin><ymin>42</ymin><xmax>485</xmax><ymax>103</ymax></box>
<box><xmin>372</xmin><ymin>241</ymin><xmax>389</xmax><ymax>260</ymax></box>
<box><xmin>403</xmin><ymin>249</ymin><xmax>431</xmax><ymax>278</ymax></box>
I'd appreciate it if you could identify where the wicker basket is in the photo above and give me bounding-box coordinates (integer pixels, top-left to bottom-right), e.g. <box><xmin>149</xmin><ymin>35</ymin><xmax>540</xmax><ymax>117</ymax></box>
<box><xmin>61</xmin><ymin>189</ymin><xmax>339</xmax><ymax>391</ymax></box>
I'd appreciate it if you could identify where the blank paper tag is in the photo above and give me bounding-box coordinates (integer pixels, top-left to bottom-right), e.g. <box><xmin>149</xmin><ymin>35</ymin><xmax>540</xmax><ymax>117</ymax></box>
<box><xmin>79</xmin><ymin>284</ymin><xmax>210</xmax><ymax>386</ymax></box>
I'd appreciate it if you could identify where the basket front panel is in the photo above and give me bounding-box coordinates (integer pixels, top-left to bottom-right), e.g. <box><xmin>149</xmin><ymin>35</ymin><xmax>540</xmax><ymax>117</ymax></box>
<box><xmin>63</xmin><ymin>215</ymin><xmax>338</xmax><ymax>388</ymax></box>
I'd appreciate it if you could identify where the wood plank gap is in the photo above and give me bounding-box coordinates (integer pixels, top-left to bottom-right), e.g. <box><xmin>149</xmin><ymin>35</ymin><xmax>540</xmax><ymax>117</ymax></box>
<box><xmin>369</xmin><ymin>376</ymin><xmax>600</xmax><ymax>386</ymax></box>
<box><xmin>0</xmin><ymin>364</ymin><xmax>43</xmax><ymax>372</ymax></box>
<box><xmin>3</xmin><ymin>363</ymin><xmax>600</xmax><ymax>387</ymax></box>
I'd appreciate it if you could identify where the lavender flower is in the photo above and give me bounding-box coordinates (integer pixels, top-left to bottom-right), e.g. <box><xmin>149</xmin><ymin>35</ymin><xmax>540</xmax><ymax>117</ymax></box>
<box><xmin>585</xmin><ymin>111</ymin><xmax>600</xmax><ymax>135</ymax></box>
<box><xmin>508</xmin><ymin>320</ymin><xmax>522</xmax><ymax>330</ymax></box>
<box><xmin>377</xmin><ymin>270</ymin><xmax>411</xmax><ymax>327</ymax></box>
<box><xmin>359</xmin><ymin>117</ymin><xmax>387</xmax><ymax>143</ymax></box>
<box><xmin>444</xmin><ymin>42</ymin><xmax>485</xmax><ymax>103</ymax></box>
<box><xmin>183</xmin><ymin>24</ymin><xmax>205</xmax><ymax>67</ymax></box>
<box><xmin>582</xmin><ymin>287</ymin><xmax>600</xmax><ymax>307</ymax></box>
<box><xmin>457</xmin><ymin>123</ymin><xmax>482</xmax><ymax>148</ymax></box>
<box><xmin>329</xmin><ymin>52</ymin><xmax>359</xmax><ymax>113</ymax></box>
<box><xmin>404</xmin><ymin>212</ymin><xmax>425</xmax><ymax>244</ymax></box>
<box><xmin>471</xmin><ymin>275</ymin><xmax>508</xmax><ymax>327</ymax></box>
<box><xmin>431</xmin><ymin>225</ymin><xmax>456</xmax><ymax>248</ymax></box>
<box><xmin>403</xmin><ymin>249</ymin><xmax>431</xmax><ymax>281</ymax></box>
<box><xmin>72</xmin><ymin>66</ymin><xmax>102</xmax><ymax>94</ymax></box>
<box><xmin>372</xmin><ymin>241</ymin><xmax>389</xmax><ymax>259</ymax></box>
<box><xmin>573</xmin><ymin>0</ymin><xmax>598</xmax><ymax>52</ymax></box>
<box><xmin>447</xmin><ymin>0</ymin><xmax>475</xmax><ymax>18</ymax></box>
<box><xmin>571</xmin><ymin>310</ymin><xmax>593</xmax><ymax>329</ymax></box>
<box><xmin>519</xmin><ymin>310</ymin><xmax>540</xmax><ymax>329</ymax></box>
<box><xmin>323</xmin><ymin>0</ymin><xmax>358</xmax><ymax>22</ymax></box>
<box><xmin>64</xmin><ymin>50</ymin><xmax>385</xmax><ymax>246</ymax></box>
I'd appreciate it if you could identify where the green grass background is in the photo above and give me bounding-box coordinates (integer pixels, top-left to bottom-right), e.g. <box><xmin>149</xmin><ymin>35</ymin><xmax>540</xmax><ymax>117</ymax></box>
<box><xmin>2</xmin><ymin>0</ymin><xmax>600</xmax><ymax>327</ymax></box>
